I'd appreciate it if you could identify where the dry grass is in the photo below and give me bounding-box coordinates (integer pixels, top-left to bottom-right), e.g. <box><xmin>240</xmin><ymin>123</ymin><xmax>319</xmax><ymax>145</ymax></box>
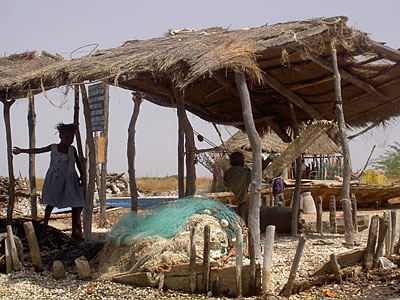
<box><xmin>34</xmin><ymin>177</ymin><xmax>212</xmax><ymax>193</ymax></box>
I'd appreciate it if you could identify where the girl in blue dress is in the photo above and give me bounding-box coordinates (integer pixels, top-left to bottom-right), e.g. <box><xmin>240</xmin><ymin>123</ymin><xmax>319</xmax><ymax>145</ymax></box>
<box><xmin>13</xmin><ymin>123</ymin><xmax>85</xmax><ymax>242</ymax></box>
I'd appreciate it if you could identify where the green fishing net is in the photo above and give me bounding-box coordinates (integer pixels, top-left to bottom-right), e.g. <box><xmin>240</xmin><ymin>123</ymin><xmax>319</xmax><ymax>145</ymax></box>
<box><xmin>107</xmin><ymin>196</ymin><xmax>244</xmax><ymax>247</ymax></box>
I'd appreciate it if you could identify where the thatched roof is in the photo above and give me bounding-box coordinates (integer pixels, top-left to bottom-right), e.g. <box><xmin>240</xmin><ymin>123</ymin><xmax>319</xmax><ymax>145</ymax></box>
<box><xmin>223</xmin><ymin>129</ymin><xmax>342</xmax><ymax>156</ymax></box>
<box><xmin>2</xmin><ymin>16</ymin><xmax>400</xmax><ymax>133</ymax></box>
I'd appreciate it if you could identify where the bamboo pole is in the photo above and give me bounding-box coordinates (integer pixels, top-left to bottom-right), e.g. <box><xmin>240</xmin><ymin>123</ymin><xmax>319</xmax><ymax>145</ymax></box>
<box><xmin>80</xmin><ymin>84</ymin><xmax>96</xmax><ymax>240</ymax></box>
<box><xmin>202</xmin><ymin>225</ymin><xmax>211</xmax><ymax>293</ymax></box>
<box><xmin>363</xmin><ymin>215</ymin><xmax>379</xmax><ymax>270</ymax></box>
<box><xmin>1</xmin><ymin>99</ymin><xmax>16</xmax><ymax>224</ymax></box>
<box><xmin>262</xmin><ymin>225</ymin><xmax>275</xmax><ymax>295</ymax></box>
<box><xmin>6</xmin><ymin>225</ymin><xmax>20</xmax><ymax>271</ymax></box>
<box><xmin>235</xmin><ymin>71</ymin><xmax>262</xmax><ymax>258</ymax></box>
<box><xmin>280</xmin><ymin>235</ymin><xmax>307</xmax><ymax>297</ymax></box>
<box><xmin>189</xmin><ymin>227</ymin><xmax>197</xmax><ymax>294</ymax></box>
<box><xmin>330</xmin><ymin>254</ymin><xmax>342</xmax><ymax>284</ymax></box>
<box><xmin>351</xmin><ymin>193</ymin><xmax>358</xmax><ymax>233</ymax></box>
<box><xmin>23</xmin><ymin>221</ymin><xmax>43</xmax><ymax>272</ymax></box>
<box><xmin>27</xmin><ymin>91</ymin><xmax>37</xmax><ymax>221</ymax></box>
<box><xmin>316</xmin><ymin>196</ymin><xmax>323</xmax><ymax>234</ymax></box>
<box><xmin>235</xmin><ymin>228</ymin><xmax>243</xmax><ymax>297</ymax></box>
<box><xmin>329</xmin><ymin>195</ymin><xmax>337</xmax><ymax>234</ymax></box>
<box><xmin>127</xmin><ymin>92</ymin><xmax>143</xmax><ymax>212</ymax></box>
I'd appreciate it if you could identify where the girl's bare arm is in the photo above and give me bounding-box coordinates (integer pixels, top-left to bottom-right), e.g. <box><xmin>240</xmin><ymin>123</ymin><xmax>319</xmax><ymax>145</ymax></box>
<box><xmin>13</xmin><ymin>145</ymin><xmax>51</xmax><ymax>155</ymax></box>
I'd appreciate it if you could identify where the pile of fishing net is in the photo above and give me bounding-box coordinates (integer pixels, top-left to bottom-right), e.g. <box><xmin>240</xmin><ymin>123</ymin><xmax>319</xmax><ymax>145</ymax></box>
<box><xmin>92</xmin><ymin>197</ymin><xmax>244</xmax><ymax>279</ymax></box>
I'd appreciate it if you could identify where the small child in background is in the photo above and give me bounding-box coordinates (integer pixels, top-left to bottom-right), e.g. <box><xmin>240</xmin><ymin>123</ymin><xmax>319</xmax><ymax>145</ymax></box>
<box><xmin>272</xmin><ymin>174</ymin><xmax>285</xmax><ymax>206</ymax></box>
<box><xmin>13</xmin><ymin>123</ymin><xmax>85</xmax><ymax>242</ymax></box>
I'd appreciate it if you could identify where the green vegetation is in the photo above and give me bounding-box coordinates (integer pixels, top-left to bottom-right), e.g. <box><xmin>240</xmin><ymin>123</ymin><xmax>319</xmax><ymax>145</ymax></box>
<box><xmin>372</xmin><ymin>142</ymin><xmax>400</xmax><ymax>179</ymax></box>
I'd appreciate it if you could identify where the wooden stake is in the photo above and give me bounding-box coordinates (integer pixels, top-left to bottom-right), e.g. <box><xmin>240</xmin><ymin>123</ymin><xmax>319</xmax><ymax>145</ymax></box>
<box><xmin>280</xmin><ymin>235</ymin><xmax>307</xmax><ymax>297</ymax></box>
<box><xmin>351</xmin><ymin>193</ymin><xmax>358</xmax><ymax>233</ymax></box>
<box><xmin>4</xmin><ymin>237</ymin><xmax>12</xmax><ymax>274</ymax></box>
<box><xmin>235</xmin><ymin>71</ymin><xmax>262</xmax><ymax>258</ymax></box>
<box><xmin>384</xmin><ymin>211</ymin><xmax>391</xmax><ymax>255</ymax></box>
<box><xmin>1</xmin><ymin>99</ymin><xmax>16</xmax><ymax>224</ymax></box>
<box><xmin>176</xmin><ymin>90</ymin><xmax>185</xmax><ymax>199</ymax></box>
<box><xmin>362</xmin><ymin>215</ymin><xmax>379</xmax><ymax>270</ymax></box>
<box><xmin>202</xmin><ymin>225</ymin><xmax>211</xmax><ymax>293</ymax></box>
<box><xmin>330</xmin><ymin>254</ymin><xmax>342</xmax><ymax>284</ymax></box>
<box><xmin>390</xmin><ymin>210</ymin><xmax>397</xmax><ymax>255</ymax></box>
<box><xmin>235</xmin><ymin>227</ymin><xmax>243</xmax><ymax>297</ymax></box>
<box><xmin>262</xmin><ymin>225</ymin><xmax>275</xmax><ymax>295</ymax></box>
<box><xmin>23</xmin><ymin>221</ymin><xmax>43</xmax><ymax>272</ymax></box>
<box><xmin>127</xmin><ymin>92</ymin><xmax>143</xmax><ymax>212</ymax></box>
<box><xmin>80</xmin><ymin>84</ymin><xmax>96</xmax><ymax>240</ymax></box>
<box><xmin>248</xmin><ymin>229</ymin><xmax>256</xmax><ymax>296</ymax></box>
<box><xmin>331</xmin><ymin>42</ymin><xmax>352</xmax><ymax>201</ymax></box>
<box><xmin>329</xmin><ymin>195</ymin><xmax>337</xmax><ymax>234</ymax></box>
<box><xmin>6</xmin><ymin>225</ymin><xmax>20</xmax><ymax>271</ymax></box>
<box><xmin>189</xmin><ymin>227</ymin><xmax>197</xmax><ymax>294</ymax></box>
<box><xmin>373</xmin><ymin>219</ymin><xmax>389</xmax><ymax>268</ymax></box>
<box><xmin>27</xmin><ymin>91</ymin><xmax>37</xmax><ymax>221</ymax></box>
<box><xmin>316</xmin><ymin>196</ymin><xmax>323</xmax><ymax>234</ymax></box>
<box><xmin>341</xmin><ymin>199</ymin><xmax>354</xmax><ymax>247</ymax></box>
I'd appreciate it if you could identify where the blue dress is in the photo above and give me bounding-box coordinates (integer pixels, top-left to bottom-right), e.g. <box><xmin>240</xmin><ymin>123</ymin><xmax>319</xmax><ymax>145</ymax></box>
<box><xmin>40</xmin><ymin>144</ymin><xmax>84</xmax><ymax>208</ymax></box>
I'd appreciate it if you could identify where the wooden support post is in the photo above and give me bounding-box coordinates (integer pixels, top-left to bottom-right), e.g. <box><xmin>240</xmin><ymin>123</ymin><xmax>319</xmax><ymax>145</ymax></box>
<box><xmin>316</xmin><ymin>196</ymin><xmax>323</xmax><ymax>234</ymax></box>
<box><xmin>280</xmin><ymin>235</ymin><xmax>307</xmax><ymax>297</ymax></box>
<box><xmin>127</xmin><ymin>92</ymin><xmax>143</xmax><ymax>212</ymax></box>
<box><xmin>351</xmin><ymin>193</ymin><xmax>358</xmax><ymax>233</ymax></box>
<box><xmin>330</xmin><ymin>254</ymin><xmax>342</xmax><ymax>284</ymax></box>
<box><xmin>331</xmin><ymin>42</ymin><xmax>353</xmax><ymax>201</ymax></box>
<box><xmin>288</xmin><ymin>102</ymin><xmax>301</xmax><ymax>236</ymax></box>
<box><xmin>363</xmin><ymin>215</ymin><xmax>379</xmax><ymax>270</ymax></box>
<box><xmin>4</xmin><ymin>237</ymin><xmax>12</xmax><ymax>273</ymax></box>
<box><xmin>1</xmin><ymin>99</ymin><xmax>16</xmax><ymax>224</ymax></box>
<box><xmin>248</xmin><ymin>229</ymin><xmax>256</xmax><ymax>296</ymax></box>
<box><xmin>262</xmin><ymin>225</ymin><xmax>275</xmax><ymax>295</ymax></box>
<box><xmin>6</xmin><ymin>225</ymin><xmax>20</xmax><ymax>271</ymax></box>
<box><xmin>80</xmin><ymin>84</ymin><xmax>96</xmax><ymax>240</ymax></box>
<box><xmin>329</xmin><ymin>196</ymin><xmax>337</xmax><ymax>234</ymax></box>
<box><xmin>341</xmin><ymin>199</ymin><xmax>355</xmax><ymax>247</ymax></box>
<box><xmin>176</xmin><ymin>91</ymin><xmax>185</xmax><ymax>199</ymax></box>
<box><xmin>189</xmin><ymin>227</ymin><xmax>197</xmax><ymax>294</ymax></box>
<box><xmin>390</xmin><ymin>210</ymin><xmax>397</xmax><ymax>255</ymax></box>
<box><xmin>373</xmin><ymin>218</ymin><xmax>389</xmax><ymax>268</ymax></box>
<box><xmin>235</xmin><ymin>227</ymin><xmax>243</xmax><ymax>297</ymax></box>
<box><xmin>99</xmin><ymin>84</ymin><xmax>110</xmax><ymax>227</ymax></box>
<box><xmin>27</xmin><ymin>91</ymin><xmax>37</xmax><ymax>221</ymax></box>
<box><xmin>384</xmin><ymin>211</ymin><xmax>391</xmax><ymax>256</ymax></box>
<box><xmin>202</xmin><ymin>225</ymin><xmax>211</xmax><ymax>294</ymax></box>
<box><xmin>23</xmin><ymin>221</ymin><xmax>43</xmax><ymax>272</ymax></box>
<box><xmin>235</xmin><ymin>71</ymin><xmax>262</xmax><ymax>258</ymax></box>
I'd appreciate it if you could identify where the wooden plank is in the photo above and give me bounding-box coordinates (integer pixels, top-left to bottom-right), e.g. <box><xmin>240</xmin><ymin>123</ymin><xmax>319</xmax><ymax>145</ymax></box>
<box><xmin>370</xmin><ymin>41</ymin><xmax>400</xmax><ymax>62</ymax></box>
<box><xmin>23</xmin><ymin>221</ymin><xmax>43</xmax><ymax>272</ymax></box>
<box><xmin>311</xmin><ymin>249</ymin><xmax>365</xmax><ymax>277</ymax></box>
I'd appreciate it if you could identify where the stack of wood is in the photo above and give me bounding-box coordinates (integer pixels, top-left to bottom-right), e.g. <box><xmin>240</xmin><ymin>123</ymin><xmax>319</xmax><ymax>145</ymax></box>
<box><xmin>0</xmin><ymin>176</ymin><xmax>30</xmax><ymax>201</ymax></box>
<box><xmin>104</xmin><ymin>173</ymin><xmax>130</xmax><ymax>195</ymax></box>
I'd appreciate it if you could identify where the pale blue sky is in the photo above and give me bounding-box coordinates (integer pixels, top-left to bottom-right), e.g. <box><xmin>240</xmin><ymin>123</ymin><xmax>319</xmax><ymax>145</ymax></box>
<box><xmin>1</xmin><ymin>1</ymin><xmax>400</xmax><ymax>178</ymax></box>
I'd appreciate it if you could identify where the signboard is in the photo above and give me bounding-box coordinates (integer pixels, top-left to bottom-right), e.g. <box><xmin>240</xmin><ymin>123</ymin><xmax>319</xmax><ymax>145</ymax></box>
<box><xmin>88</xmin><ymin>82</ymin><xmax>108</xmax><ymax>132</ymax></box>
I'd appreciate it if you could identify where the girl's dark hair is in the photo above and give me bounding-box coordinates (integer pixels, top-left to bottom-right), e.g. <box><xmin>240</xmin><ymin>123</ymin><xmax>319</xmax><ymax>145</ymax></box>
<box><xmin>55</xmin><ymin>123</ymin><xmax>77</xmax><ymax>135</ymax></box>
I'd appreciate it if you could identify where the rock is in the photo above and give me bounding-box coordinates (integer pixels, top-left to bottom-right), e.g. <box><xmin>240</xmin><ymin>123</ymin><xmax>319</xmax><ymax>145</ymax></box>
<box><xmin>53</xmin><ymin>260</ymin><xmax>65</xmax><ymax>279</ymax></box>
<box><xmin>74</xmin><ymin>256</ymin><xmax>91</xmax><ymax>280</ymax></box>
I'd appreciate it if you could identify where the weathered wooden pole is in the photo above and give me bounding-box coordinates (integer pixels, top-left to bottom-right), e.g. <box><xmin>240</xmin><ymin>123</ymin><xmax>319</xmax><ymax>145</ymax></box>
<box><xmin>280</xmin><ymin>235</ymin><xmax>307</xmax><ymax>297</ymax></box>
<box><xmin>6</xmin><ymin>225</ymin><xmax>20</xmax><ymax>271</ymax></box>
<box><xmin>80</xmin><ymin>84</ymin><xmax>96</xmax><ymax>240</ymax></box>
<box><xmin>316</xmin><ymin>196</ymin><xmax>323</xmax><ymax>234</ymax></box>
<box><xmin>373</xmin><ymin>218</ymin><xmax>389</xmax><ymax>268</ymax></box>
<box><xmin>235</xmin><ymin>227</ymin><xmax>243</xmax><ymax>297</ymax></box>
<box><xmin>288</xmin><ymin>102</ymin><xmax>301</xmax><ymax>236</ymax></box>
<box><xmin>363</xmin><ymin>215</ymin><xmax>379</xmax><ymax>270</ymax></box>
<box><xmin>127</xmin><ymin>92</ymin><xmax>143</xmax><ymax>212</ymax></box>
<box><xmin>175</xmin><ymin>89</ymin><xmax>185</xmax><ymax>198</ymax></box>
<box><xmin>27</xmin><ymin>91</ymin><xmax>38</xmax><ymax>220</ymax></box>
<box><xmin>384</xmin><ymin>211</ymin><xmax>392</xmax><ymax>255</ymax></box>
<box><xmin>4</xmin><ymin>237</ymin><xmax>12</xmax><ymax>273</ymax></box>
<box><xmin>248</xmin><ymin>229</ymin><xmax>256</xmax><ymax>296</ymax></box>
<box><xmin>391</xmin><ymin>210</ymin><xmax>397</xmax><ymax>255</ymax></box>
<box><xmin>331</xmin><ymin>41</ymin><xmax>355</xmax><ymax>246</ymax></box>
<box><xmin>330</xmin><ymin>254</ymin><xmax>342</xmax><ymax>284</ymax></box>
<box><xmin>99</xmin><ymin>84</ymin><xmax>110</xmax><ymax>227</ymax></box>
<box><xmin>189</xmin><ymin>227</ymin><xmax>197</xmax><ymax>294</ymax></box>
<box><xmin>23</xmin><ymin>221</ymin><xmax>43</xmax><ymax>272</ymax></box>
<box><xmin>202</xmin><ymin>225</ymin><xmax>211</xmax><ymax>293</ymax></box>
<box><xmin>235</xmin><ymin>71</ymin><xmax>262</xmax><ymax>257</ymax></box>
<box><xmin>262</xmin><ymin>225</ymin><xmax>275</xmax><ymax>295</ymax></box>
<box><xmin>329</xmin><ymin>195</ymin><xmax>337</xmax><ymax>234</ymax></box>
<box><xmin>351</xmin><ymin>193</ymin><xmax>358</xmax><ymax>233</ymax></box>
<box><xmin>1</xmin><ymin>99</ymin><xmax>16</xmax><ymax>224</ymax></box>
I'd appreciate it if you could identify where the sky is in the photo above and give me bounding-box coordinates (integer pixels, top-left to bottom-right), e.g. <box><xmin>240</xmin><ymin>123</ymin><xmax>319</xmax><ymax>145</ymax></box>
<box><xmin>1</xmin><ymin>1</ymin><xmax>400</xmax><ymax>179</ymax></box>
